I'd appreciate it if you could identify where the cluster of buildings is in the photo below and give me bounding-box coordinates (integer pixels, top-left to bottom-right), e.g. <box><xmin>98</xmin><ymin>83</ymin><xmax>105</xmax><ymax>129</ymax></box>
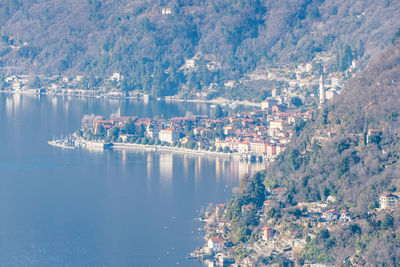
<box><xmin>90</xmin><ymin>104</ymin><xmax>315</xmax><ymax>158</ymax></box>
<box><xmin>1</xmin><ymin>73</ymin><xmax>143</xmax><ymax>99</ymax></box>
<box><xmin>262</xmin><ymin>188</ymin><xmax>353</xmax><ymax>225</ymax></box>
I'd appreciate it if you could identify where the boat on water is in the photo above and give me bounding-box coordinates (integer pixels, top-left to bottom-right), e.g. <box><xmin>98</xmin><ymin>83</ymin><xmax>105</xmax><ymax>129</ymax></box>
<box><xmin>82</xmin><ymin>141</ymin><xmax>113</xmax><ymax>149</ymax></box>
<box><xmin>48</xmin><ymin>140</ymin><xmax>75</xmax><ymax>149</ymax></box>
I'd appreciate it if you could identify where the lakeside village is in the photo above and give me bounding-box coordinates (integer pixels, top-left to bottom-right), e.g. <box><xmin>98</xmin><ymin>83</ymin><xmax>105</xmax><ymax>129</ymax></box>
<box><xmin>192</xmin><ymin>185</ymin><xmax>400</xmax><ymax>267</ymax></box>
<box><xmin>1</xmin><ymin>50</ymin><xmax>354</xmax><ymax>107</ymax></box>
<box><xmin>49</xmin><ymin>96</ymin><xmax>314</xmax><ymax>161</ymax></box>
<box><xmin>48</xmin><ymin>83</ymin><xmax>320</xmax><ymax>161</ymax></box>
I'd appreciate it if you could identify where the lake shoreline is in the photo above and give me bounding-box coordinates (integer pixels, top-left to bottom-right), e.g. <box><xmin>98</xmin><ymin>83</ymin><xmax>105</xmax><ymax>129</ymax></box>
<box><xmin>0</xmin><ymin>90</ymin><xmax>262</xmax><ymax>108</ymax></box>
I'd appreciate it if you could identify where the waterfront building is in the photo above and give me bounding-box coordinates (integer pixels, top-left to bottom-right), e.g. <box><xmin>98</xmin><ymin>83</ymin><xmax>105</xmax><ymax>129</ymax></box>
<box><xmin>249</xmin><ymin>141</ymin><xmax>267</xmax><ymax>154</ymax></box>
<box><xmin>159</xmin><ymin>128</ymin><xmax>179</xmax><ymax>144</ymax></box>
<box><xmin>238</xmin><ymin>142</ymin><xmax>250</xmax><ymax>154</ymax></box>
<box><xmin>208</xmin><ymin>237</ymin><xmax>224</xmax><ymax>252</ymax></box>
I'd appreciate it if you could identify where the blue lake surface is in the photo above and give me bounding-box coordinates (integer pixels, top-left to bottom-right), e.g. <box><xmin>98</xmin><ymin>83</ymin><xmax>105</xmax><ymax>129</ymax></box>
<box><xmin>0</xmin><ymin>94</ymin><xmax>265</xmax><ymax>266</ymax></box>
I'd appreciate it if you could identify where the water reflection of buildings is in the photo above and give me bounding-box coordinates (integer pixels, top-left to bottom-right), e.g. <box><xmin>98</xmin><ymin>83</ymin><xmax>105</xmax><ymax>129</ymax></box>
<box><xmin>214</xmin><ymin>157</ymin><xmax>267</xmax><ymax>181</ymax></box>
<box><xmin>146</xmin><ymin>153</ymin><xmax>153</xmax><ymax>191</ymax></box>
<box><xmin>237</xmin><ymin>160</ymin><xmax>267</xmax><ymax>178</ymax></box>
<box><xmin>64</xmin><ymin>101</ymin><xmax>70</xmax><ymax>114</ymax></box>
<box><xmin>51</xmin><ymin>96</ymin><xmax>58</xmax><ymax>109</ymax></box>
<box><xmin>194</xmin><ymin>156</ymin><xmax>203</xmax><ymax>183</ymax></box>
<box><xmin>5</xmin><ymin>94</ymin><xmax>22</xmax><ymax>119</ymax></box>
<box><xmin>159</xmin><ymin>152</ymin><xmax>173</xmax><ymax>188</ymax></box>
<box><xmin>183</xmin><ymin>154</ymin><xmax>189</xmax><ymax>178</ymax></box>
<box><xmin>147</xmin><ymin>153</ymin><xmax>153</xmax><ymax>179</ymax></box>
<box><xmin>121</xmin><ymin>150</ymin><xmax>127</xmax><ymax>167</ymax></box>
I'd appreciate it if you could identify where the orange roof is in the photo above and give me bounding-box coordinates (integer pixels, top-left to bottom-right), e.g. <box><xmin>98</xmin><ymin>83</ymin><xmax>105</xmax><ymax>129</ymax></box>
<box><xmin>210</xmin><ymin>237</ymin><xmax>223</xmax><ymax>243</ymax></box>
<box><xmin>161</xmin><ymin>128</ymin><xmax>175</xmax><ymax>132</ymax></box>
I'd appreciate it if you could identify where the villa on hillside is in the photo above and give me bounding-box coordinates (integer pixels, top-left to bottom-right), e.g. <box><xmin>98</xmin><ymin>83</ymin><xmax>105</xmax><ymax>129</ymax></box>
<box><xmin>379</xmin><ymin>192</ymin><xmax>399</xmax><ymax>210</ymax></box>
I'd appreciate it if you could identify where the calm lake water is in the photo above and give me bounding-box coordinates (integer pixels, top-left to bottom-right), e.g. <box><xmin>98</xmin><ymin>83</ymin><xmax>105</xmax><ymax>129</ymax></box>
<box><xmin>0</xmin><ymin>93</ymin><xmax>265</xmax><ymax>266</ymax></box>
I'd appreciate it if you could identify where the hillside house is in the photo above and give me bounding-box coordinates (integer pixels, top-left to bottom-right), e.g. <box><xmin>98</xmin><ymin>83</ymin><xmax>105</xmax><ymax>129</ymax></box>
<box><xmin>380</xmin><ymin>192</ymin><xmax>398</xmax><ymax>210</ymax></box>
<box><xmin>322</xmin><ymin>209</ymin><xmax>338</xmax><ymax>222</ymax></box>
<box><xmin>262</xmin><ymin>226</ymin><xmax>274</xmax><ymax>241</ymax></box>
<box><xmin>161</xmin><ymin>7</ymin><xmax>172</xmax><ymax>15</ymax></box>
<box><xmin>339</xmin><ymin>210</ymin><xmax>352</xmax><ymax>222</ymax></box>
<box><xmin>271</xmin><ymin>187</ymin><xmax>287</xmax><ymax>199</ymax></box>
<box><xmin>184</xmin><ymin>59</ymin><xmax>196</xmax><ymax>69</ymax></box>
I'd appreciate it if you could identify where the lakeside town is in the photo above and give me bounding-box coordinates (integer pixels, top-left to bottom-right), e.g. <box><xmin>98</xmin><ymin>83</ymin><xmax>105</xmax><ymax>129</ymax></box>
<box><xmin>48</xmin><ymin>87</ymin><xmax>315</xmax><ymax>161</ymax></box>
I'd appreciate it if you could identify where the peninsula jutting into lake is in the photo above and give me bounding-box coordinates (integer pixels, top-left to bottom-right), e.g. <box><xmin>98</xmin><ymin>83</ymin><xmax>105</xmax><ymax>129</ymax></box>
<box><xmin>49</xmin><ymin>100</ymin><xmax>315</xmax><ymax>162</ymax></box>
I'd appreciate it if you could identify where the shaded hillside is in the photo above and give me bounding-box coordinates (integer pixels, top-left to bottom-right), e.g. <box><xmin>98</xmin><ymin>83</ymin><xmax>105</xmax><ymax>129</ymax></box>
<box><xmin>0</xmin><ymin>0</ymin><xmax>399</xmax><ymax>97</ymax></box>
<box><xmin>257</xmin><ymin>41</ymin><xmax>400</xmax><ymax>265</ymax></box>
<box><xmin>270</xmin><ymin>41</ymin><xmax>400</xmax><ymax>211</ymax></box>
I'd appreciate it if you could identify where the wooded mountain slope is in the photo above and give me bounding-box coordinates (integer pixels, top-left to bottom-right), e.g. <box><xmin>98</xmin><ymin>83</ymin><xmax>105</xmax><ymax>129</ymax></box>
<box><xmin>271</xmin><ymin>41</ymin><xmax>400</xmax><ymax>211</ymax></box>
<box><xmin>261</xmin><ymin>41</ymin><xmax>400</xmax><ymax>265</ymax></box>
<box><xmin>1</xmin><ymin>0</ymin><xmax>399</xmax><ymax>96</ymax></box>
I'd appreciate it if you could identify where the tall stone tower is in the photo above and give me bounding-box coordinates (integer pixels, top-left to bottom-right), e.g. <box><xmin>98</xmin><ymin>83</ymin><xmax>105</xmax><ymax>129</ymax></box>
<box><xmin>319</xmin><ymin>74</ymin><xmax>325</xmax><ymax>104</ymax></box>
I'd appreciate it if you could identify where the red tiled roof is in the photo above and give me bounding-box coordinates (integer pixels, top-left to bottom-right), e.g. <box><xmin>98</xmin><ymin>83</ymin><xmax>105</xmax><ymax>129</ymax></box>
<box><xmin>161</xmin><ymin>128</ymin><xmax>175</xmax><ymax>132</ymax></box>
<box><xmin>210</xmin><ymin>237</ymin><xmax>223</xmax><ymax>243</ymax></box>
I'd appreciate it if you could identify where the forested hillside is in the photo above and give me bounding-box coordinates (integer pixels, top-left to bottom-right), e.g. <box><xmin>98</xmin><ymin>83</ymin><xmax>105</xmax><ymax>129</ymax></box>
<box><xmin>0</xmin><ymin>0</ymin><xmax>399</xmax><ymax>96</ymax></box>
<box><xmin>271</xmin><ymin>41</ymin><xmax>400</xmax><ymax>211</ymax></box>
<box><xmin>252</xmin><ymin>41</ymin><xmax>400</xmax><ymax>264</ymax></box>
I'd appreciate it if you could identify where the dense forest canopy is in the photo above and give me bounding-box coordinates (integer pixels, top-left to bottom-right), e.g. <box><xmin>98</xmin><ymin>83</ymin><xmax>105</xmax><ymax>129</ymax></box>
<box><xmin>0</xmin><ymin>0</ymin><xmax>399</xmax><ymax>96</ymax></box>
